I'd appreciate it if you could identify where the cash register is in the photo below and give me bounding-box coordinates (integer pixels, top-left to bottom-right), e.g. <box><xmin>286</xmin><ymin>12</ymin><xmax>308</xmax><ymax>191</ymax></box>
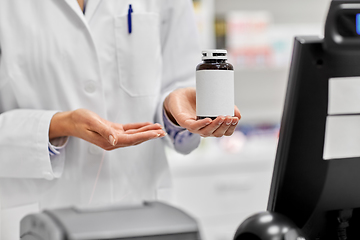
<box><xmin>20</xmin><ymin>201</ymin><xmax>199</xmax><ymax>240</ymax></box>
<box><xmin>234</xmin><ymin>0</ymin><xmax>360</xmax><ymax>239</ymax></box>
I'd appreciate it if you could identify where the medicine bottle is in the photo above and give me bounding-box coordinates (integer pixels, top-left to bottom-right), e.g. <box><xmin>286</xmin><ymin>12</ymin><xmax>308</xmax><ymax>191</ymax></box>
<box><xmin>196</xmin><ymin>49</ymin><xmax>234</xmax><ymax>120</ymax></box>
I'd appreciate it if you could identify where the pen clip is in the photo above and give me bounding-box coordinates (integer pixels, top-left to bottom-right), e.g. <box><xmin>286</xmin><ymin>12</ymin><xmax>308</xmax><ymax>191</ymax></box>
<box><xmin>128</xmin><ymin>4</ymin><xmax>133</xmax><ymax>34</ymax></box>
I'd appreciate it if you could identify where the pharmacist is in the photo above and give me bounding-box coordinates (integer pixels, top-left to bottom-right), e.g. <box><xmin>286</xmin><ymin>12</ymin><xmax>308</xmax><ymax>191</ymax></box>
<box><xmin>0</xmin><ymin>0</ymin><xmax>241</xmax><ymax>239</ymax></box>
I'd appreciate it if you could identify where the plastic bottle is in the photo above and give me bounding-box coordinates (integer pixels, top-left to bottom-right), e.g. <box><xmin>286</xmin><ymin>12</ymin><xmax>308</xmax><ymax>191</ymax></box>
<box><xmin>196</xmin><ymin>49</ymin><xmax>234</xmax><ymax>119</ymax></box>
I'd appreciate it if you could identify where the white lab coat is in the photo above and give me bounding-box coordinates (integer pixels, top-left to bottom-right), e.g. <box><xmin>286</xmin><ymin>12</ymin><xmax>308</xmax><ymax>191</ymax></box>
<box><xmin>0</xmin><ymin>0</ymin><xmax>200</xmax><ymax>239</ymax></box>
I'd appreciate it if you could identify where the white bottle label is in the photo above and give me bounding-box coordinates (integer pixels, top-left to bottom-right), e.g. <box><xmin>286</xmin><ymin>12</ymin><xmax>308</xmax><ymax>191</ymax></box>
<box><xmin>196</xmin><ymin>70</ymin><xmax>234</xmax><ymax>117</ymax></box>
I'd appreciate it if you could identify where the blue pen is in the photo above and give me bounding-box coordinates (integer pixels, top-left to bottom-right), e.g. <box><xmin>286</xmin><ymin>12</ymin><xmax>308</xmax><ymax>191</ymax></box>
<box><xmin>128</xmin><ymin>4</ymin><xmax>133</xmax><ymax>34</ymax></box>
<box><xmin>357</xmin><ymin>14</ymin><xmax>360</xmax><ymax>35</ymax></box>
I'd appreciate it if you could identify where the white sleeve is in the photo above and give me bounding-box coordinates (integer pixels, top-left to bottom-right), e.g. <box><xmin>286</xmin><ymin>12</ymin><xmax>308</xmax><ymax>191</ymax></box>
<box><xmin>155</xmin><ymin>0</ymin><xmax>201</xmax><ymax>152</ymax></box>
<box><xmin>0</xmin><ymin>109</ymin><xmax>64</xmax><ymax>180</ymax></box>
<box><xmin>48</xmin><ymin>137</ymin><xmax>68</xmax><ymax>156</ymax></box>
<box><xmin>163</xmin><ymin>108</ymin><xmax>200</xmax><ymax>154</ymax></box>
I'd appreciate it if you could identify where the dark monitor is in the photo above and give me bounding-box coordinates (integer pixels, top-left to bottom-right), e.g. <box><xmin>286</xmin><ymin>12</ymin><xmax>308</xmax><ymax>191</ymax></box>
<box><xmin>268</xmin><ymin>1</ymin><xmax>360</xmax><ymax>239</ymax></box>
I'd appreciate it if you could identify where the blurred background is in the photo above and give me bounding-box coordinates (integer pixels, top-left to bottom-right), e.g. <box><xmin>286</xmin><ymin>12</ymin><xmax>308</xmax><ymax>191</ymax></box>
<box><xmin>165</xmin><ymin>1</ymin><xmax>331</xmax><ymax>240</ymax></box>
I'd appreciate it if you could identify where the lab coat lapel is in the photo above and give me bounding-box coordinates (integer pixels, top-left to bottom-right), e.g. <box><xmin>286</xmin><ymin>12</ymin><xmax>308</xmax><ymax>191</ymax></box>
<box><xmin>63</xmin><ymin>0</ymin><xmax>89</xmax><ymax>27</ymax></box>
<box><xmin>85</xmin><ymin>0</ymin><xmax>103</xmax><ymax>22</ymax></box>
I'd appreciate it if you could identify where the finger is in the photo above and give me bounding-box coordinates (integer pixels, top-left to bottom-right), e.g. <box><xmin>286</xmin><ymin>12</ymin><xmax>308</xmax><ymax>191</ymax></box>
<box><xmin>119</xmin><ymin>130</ymin><xmax>167</xmax><ymax>146</ymax></box>
<box><xmin>85</xmin><ymin>129</ymin><xmax>167</xmax><ymax>150</ymax></box>
<box><xmin>88</xmin><ymin>119</ymin><xmax>118</xmax><ymax>146</ymax></box>
<box><xmin>87</xmin><ymin>128</ymin><xmax>117</xmax><ymax>147</ymax></box>
<box><xmin>211</xmin><ymin>116</ymin><xmax>233</xmax><ymax>137</ymax></box>
<box><xmin>122</xmin><ymin>122</ymin><xmax>157</xmax><ymax>131</ymax></box>
<box><xmin>131</xmin><ymin>132</ymin><xmax>166</xmax><ymax>146</ymax></box>
<box><xmin>234</xmin><ymin>105</ymin><xmax>241</xmax><ymax>119</ymax></box>
<box><xmin>84</xmin><ymin>130</ymin><xmax>115</xmax><ymax>150</ymax></box>
<box><xmin>124</xmin><ymin>123</ymin><xmax>163</xmax><ymax>134</ymax></box>
<box><xmin>224</xmin><ymin>117</ymin><xmax>239</xmax><ymax>136</ymax></box>
<box><xmin>197</xmin><ymin>116</ymin><xmax>225</xmax><ymax>137</ymax></box>
<box><xmin>183</xmin><ymin>118</ymin><xmax>212</xmax><ymax>131</ymax></box>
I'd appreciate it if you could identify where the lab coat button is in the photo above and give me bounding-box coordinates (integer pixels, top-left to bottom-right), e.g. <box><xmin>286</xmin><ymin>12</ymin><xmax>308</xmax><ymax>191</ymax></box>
<box><xmin>84</xmin><ymin>81</ymin><xmax>97</xmax><ymax>93</ymax></box>
<box><xmin>89</xmin><ymin>144</ymin><xmax>103</xmax><ymax>155</ymax></box>
<box><xmin>43</xmin><ymin>171</ymin><xmax>54</xmax><ymax>180</ymax></box>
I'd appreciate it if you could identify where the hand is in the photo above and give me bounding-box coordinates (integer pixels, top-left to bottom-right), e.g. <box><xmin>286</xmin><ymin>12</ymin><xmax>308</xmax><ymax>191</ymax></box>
<box><xmin>164</xmin><ymin>87</ymin><xmax>241</xmax><ymax>137</ymax></box>
<box><xmin>49</xmin><ymin>109</ymin><xmax>166</xmax><ymax>150</ymax></box>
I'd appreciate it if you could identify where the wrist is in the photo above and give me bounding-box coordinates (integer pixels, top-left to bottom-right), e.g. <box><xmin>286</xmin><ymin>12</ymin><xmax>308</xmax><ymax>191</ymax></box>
<box><xmin>164</xmin><ymin>94</ymin><xmax>179</xmax><ymax>125</ymax></box>
<box><xmin>49</xmin><ymin>111</ymin><xmax>73</xmax><ymax>140</ymax></box>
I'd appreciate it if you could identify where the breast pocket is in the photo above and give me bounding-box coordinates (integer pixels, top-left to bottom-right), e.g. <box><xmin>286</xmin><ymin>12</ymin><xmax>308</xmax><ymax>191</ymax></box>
<box><xmin>114</xmin><ymin>13</ymin><xmax>162</xmax><ymax>97</ymax></box>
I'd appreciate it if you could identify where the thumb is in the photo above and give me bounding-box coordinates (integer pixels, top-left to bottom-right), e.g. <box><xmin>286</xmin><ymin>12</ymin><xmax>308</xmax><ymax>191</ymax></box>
<box><xmin>90</xmin><ymin>119</ymin><xmax>118</xmax><ymax>146</ymax></box>
<box><xmin>108</xmin><ymin>133</ymin><xmax>117</xmax><ymax>146</ymax></box>
<box><xmin>105</xmin><ymin>126</ymin><xmax>119</xmax><ymax>146</ymax></box>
